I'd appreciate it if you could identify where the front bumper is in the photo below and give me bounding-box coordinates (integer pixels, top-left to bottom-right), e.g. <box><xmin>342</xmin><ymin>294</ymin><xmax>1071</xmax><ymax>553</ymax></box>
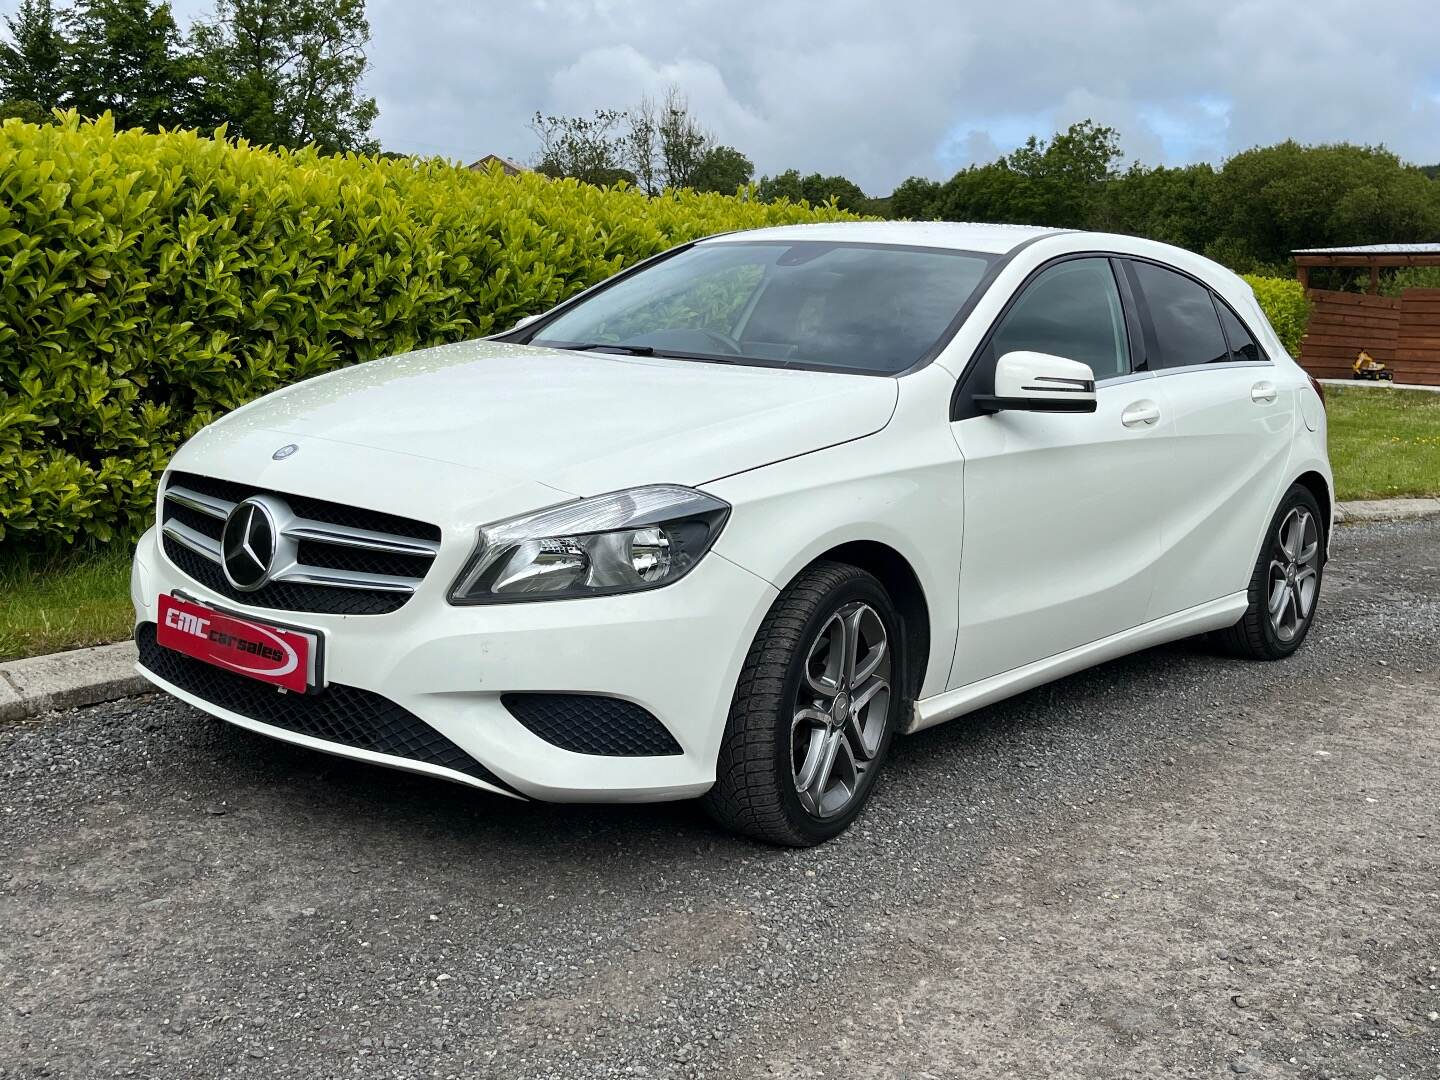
<box><xmin>131</xmin><ymin>525</ymin><xmax>777</xmax><ymax>802</ymax></box>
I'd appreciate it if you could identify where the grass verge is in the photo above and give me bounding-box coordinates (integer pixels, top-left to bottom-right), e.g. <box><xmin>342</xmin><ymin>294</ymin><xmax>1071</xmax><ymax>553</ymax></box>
<box><xmin>0</xmin><ymin>547</ymin><xmax>134</xmax><ymax>663</ymax></box>
<box><xmin>1325</xmin><ymin>385</ymin><xmax>1440</xmax><ymax>501</ymax></box>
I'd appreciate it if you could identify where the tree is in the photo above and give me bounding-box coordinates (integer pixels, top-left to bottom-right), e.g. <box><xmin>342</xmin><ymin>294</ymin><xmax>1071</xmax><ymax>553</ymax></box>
<box><xmin>0</xmin><ymin>97</ymin><xmax>50</xmax><ymax>122</ymax></box>
<box><xmin>61</xmin><ymin>0</ymin><xmax>200</xmax><ymax>130</ymax></box>
<box><xmin>689</xmin><ymin>144</ymin><xmax>752</xmax><ymax>194</ymax></box>
<box><xmin>0</xmin><ymin>0</ymin><xmax>65</xmax><ymax>114</ymax></box>
<box><xmin>1097</xmin><ymin>162</ymin><xmax>1218</xmax><ymax>251</ymax></box>
<box><xmin>191</xmin><ymin>0</ymin><xmax>378</xmax><ymax>152</ymax></box>
<box><xmin>617</xmin><ymin>87</ymin><xmax>720</xmax><ymax>192</ymax></box>
<box><xmin>619</xmin><ymin>96</ymin><xmax>659</xmax><ymax>193</ymax></box>
<box><xmin>1208</xmin><ymin>141</ymin><xmax>1440</xmax><ymax>267</ymax></box>
<box><xmin>655</xmin><ymin>86</ymin><xmax>708</xmax><ymax>188</ymax></box>
<box><xmin>530</xmin><ymin>107</ymin><xmax>634</xmax><ymax>187</ymax></box>
<box><xmin>533</xmin><ymin>87</ymin><xmax>729</xmax><ymax>192</ymax></box>
<box><xmin>890</xmin><ymin>176</ymin><xmax>942</xmax><ymax>219</ymax></box>
<box><xmin>757</xmin><ymin>169</ymin><xmax>869</xmax><ymax>212</ymax></box>
<box><xmin>928</xmin><ymin>120</ymin><xmax>1122</xmax><ymax>228</ymax></box>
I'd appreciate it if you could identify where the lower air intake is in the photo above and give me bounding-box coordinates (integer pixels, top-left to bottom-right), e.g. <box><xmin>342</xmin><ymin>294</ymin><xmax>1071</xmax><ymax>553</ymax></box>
<box><xmin>135</xmin><ymin>623</ymin><xmax>513</xmax><ymax>792</ymax></box>
<box><xmin>501</xmin><ymin>693</ymin><xmax>683</xmax><ymax>756</ymax></box>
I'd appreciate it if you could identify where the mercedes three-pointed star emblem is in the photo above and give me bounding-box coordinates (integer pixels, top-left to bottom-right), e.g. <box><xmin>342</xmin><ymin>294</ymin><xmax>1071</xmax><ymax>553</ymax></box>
<box><xmin>221</xmin><ymin>498</ymin><xmax>279</xmax><ymax>591</ymax></box>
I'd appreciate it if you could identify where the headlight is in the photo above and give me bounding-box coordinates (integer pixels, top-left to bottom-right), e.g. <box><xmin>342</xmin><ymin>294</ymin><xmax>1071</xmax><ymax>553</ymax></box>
<box><xmin>448</xmin><ymin>486</ymin><xmax>731</xmax><ymax>604</ymax></box>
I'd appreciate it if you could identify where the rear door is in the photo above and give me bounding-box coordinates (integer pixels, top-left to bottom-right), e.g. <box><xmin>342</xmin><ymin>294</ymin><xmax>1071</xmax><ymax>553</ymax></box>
<box><xmin>948</xmin><ymin>256</ymin><xmax>1174</xmax><ymax>688</ymax></box>
<box><xmin>1122</xmin><ymin>260</ymin><xmax>1296</xmax><ymax>619</ymax></box>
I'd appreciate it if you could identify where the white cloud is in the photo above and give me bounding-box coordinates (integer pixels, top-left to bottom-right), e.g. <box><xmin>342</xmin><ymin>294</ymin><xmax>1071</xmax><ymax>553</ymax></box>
<box><xmin>133</xmin><ymin>0</ymin><xmax>1440</xmax><ymax>188</ymax></box>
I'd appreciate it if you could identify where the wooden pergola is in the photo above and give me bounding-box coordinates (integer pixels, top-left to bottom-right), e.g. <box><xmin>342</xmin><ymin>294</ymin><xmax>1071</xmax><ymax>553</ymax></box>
<box><xmin>1294</xmin><ymin>243</ymin><xmax>1440</xmax><ymax>292</ymax></box>
<box><xmin>1292</xmin><ymin>244</ymin><xmax>1440</xmax><ymax>385</ymax></box>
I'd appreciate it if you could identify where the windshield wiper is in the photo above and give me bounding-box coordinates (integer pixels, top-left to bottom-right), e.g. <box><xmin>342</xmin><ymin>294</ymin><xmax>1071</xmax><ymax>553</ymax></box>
<box><xmin>544</xmin><ymin>340</ymin><xmax>743</xmax><ymax>365</ymax></box>
<box><xmin>551</xmin><ymin>342</ymin><xmax>655</xmax><ymax>356</ymax></box>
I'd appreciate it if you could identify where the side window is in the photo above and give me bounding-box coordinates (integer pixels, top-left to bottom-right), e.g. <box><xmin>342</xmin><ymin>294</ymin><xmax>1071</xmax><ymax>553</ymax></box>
<box><xmin>1215</xmin><ymin>300</ymin><xmax>1267</xmax><ymax>363</ymax></box>
<box><xmin>991</xmin><ymin>258</ymin><xmax>1130</xmax><ymax>380</ymax></box>
<box><xmin>1130</xmin><ymin>262</ymin><xmax>1229</xmax><ymax>368</ymax></box>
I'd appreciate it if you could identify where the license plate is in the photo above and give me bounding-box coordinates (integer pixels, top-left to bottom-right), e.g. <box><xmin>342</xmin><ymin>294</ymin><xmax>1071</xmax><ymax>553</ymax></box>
<box><xmin>156</xmin><ymin>594</ymin><xmax>320</xmax><ymax>693</ymax></box>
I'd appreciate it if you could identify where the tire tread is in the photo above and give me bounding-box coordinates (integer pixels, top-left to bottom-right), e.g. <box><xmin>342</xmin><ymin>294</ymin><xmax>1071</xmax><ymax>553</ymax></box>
<box><xmin>1215</xmin><ymin>484</ymin><xmax>1324</xmax><ymax>661</ymax></box>
<box><xmin>703</xmin><ymin>561</ymin><xmax>878</xmax><ymax>846</ymax></box>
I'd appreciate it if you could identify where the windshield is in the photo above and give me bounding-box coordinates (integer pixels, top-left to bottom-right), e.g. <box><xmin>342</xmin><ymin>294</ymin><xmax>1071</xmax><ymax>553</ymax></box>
<box><xmin>526</xmin><ymin>241</ymin><xmax>995</xmax><ymax>375</ymax></box>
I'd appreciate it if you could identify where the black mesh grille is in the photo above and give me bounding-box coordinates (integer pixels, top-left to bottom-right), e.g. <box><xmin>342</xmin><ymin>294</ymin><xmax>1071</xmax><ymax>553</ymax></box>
<box><xmin>294</xmin><ymin>540</ymin><xmax>434</xmax><ymax>580</ymax></box>
<box><xmin>166</xmin><ymin>471</ymin><xmax>440</xmax><ymax>542</ymax></box>
<box><xmin>502</xmin><ymin>693</ymin><xmax>682</xmax><ymax>756</ymax></box>
<box><xmin>163</xmin><ymin>535</ymin><xmax>410</xmax><ymax>616</ymax></box>
<box><xmin>136</xmin><ymin>623</ymin><xmax>513</xmax><ymax>792</ymax></box>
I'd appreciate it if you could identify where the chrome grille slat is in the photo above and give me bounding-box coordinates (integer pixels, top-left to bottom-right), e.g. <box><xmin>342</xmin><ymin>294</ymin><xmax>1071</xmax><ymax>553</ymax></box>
<box><xmin>162</xmin><ymin>520</ymin><xmax>223</xmax><ymax>561</ymax></box>
<box><xmin>285</xmin><ymin>519</ymin><xmax>440</xmax><ymax>557</ymax></box>
<box><xmin>165</xmin><ymin>485</ymin><xmax>235</xmax><ymax>520</ymax></box>
<box><xmin>275</xmin><ymin>567</ymin><xmax>419</xmax><ymax>594</ymax></box>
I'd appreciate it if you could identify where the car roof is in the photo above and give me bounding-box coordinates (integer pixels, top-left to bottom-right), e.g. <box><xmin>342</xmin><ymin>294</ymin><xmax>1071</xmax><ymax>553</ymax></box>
<box><xmin>704</xmin><ymin>222</ymin><xmax>1255</xmax><ymax>301</ymax></box>
<box><xmin>701</xmin><ymin>220</ymin><xmax>1064</xmax><ymax>255</ymax></box>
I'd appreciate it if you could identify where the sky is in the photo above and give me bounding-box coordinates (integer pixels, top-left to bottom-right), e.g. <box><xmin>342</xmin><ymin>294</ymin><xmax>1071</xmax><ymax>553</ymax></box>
<box><xmin>96</xmin><ymin>0</ymin><xmax>1440</xmax><ymax>192</ymax></box>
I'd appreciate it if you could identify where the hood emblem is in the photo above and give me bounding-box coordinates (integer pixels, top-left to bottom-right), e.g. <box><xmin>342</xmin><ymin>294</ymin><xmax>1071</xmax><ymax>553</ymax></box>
<box><xmin>272</xmin><ymin>444</ymin><xmax>298</xmax><ymax>461</ymax></box>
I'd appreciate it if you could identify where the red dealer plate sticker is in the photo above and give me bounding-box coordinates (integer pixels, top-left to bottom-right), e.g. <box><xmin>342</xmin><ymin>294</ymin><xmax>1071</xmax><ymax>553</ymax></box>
<box><xmin>156</xmin><ymin>594</ymin><xmax>319</xmax><ymax>693</ymax></box>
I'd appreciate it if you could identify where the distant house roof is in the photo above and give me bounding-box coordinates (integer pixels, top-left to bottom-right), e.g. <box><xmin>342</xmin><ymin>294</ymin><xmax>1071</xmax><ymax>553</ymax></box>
<box><xmin>1293</xmin><ymin>243</ymin><xmax>1440</xmax><ymax>255</ymax></box>
<box><xmin>467</xmin><ymin>154</ymin><xmax>527</xmax><ymax>175</ymax></box>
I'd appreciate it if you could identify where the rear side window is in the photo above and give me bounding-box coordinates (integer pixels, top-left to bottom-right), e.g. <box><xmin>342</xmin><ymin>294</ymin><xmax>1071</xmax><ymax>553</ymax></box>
<box><xmin>990</xmin><ymin>258</ymin><xmax>1131</xmax><ymax>380</ymax></box>
<box><xmin>1131</xmin><ymin>262</ymin><xmax>1229</xmax><ymax>368</ymax></box>
<box><xmin>1216</xmin><ymin>301</ymin><xmax>1267</xmax><ymax>363</ymax></box>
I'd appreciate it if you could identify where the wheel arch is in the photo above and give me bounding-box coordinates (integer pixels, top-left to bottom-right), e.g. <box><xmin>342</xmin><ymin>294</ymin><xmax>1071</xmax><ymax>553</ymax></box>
<box><xmin>1291</xmin><ymin>469</ymin><xmax>1333</xmax><ymax>556</ymax></box>
<box><xmin>1290</xmin><ymin>469</ymin><xmax>1330</xmax><ymax>567</ymax></box>
<box><xmin>798</xmin><ymin>540</ymin><xmax>931</xmax><ymax>704</ymax></box>
<box><xmin>1248</xmin><ymin>467</ymin><xmax>1333</xmax><ymax>576</ymax></box>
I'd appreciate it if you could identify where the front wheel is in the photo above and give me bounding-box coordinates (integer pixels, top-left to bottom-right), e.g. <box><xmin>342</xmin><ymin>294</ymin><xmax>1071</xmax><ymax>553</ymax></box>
<box><xmin>703</xmin><ymin>562</ymin><xmax>905</xmax><ymax>846</ymax></box>
<box><xmin>1217</xmin><ymin>484</ymin><xmax>1325</xmax><ymax>660</ymax></box>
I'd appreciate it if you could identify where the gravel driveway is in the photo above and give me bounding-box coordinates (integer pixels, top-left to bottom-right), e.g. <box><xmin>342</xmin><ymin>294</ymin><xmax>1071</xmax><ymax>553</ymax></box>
<box><xmin>3</xmin><ymin>518</ymin><xmax>1438</xmax><ymax>1080</ymax></box>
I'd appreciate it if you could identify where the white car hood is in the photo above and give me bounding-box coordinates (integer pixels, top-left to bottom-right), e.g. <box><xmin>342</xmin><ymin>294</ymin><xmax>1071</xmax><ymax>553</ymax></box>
<box><xmin>201</xmin><ymin>340</ymin><xmax>898</xmax><ymax>495</ymax></box>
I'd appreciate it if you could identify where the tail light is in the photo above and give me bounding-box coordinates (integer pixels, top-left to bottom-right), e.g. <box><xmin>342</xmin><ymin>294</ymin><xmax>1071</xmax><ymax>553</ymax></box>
<box><xmin>1306</xmin><ymin>373</ymin><xmax>1326</xmax><ymax>408</ymax></box>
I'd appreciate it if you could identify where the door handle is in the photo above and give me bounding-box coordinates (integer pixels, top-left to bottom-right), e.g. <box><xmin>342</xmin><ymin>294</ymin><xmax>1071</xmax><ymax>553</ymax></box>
<box><xmin>1121</xmin><ymin>400</ymin><xmax>1161</xmax><ymax>428</ymax></box>
<box><xmin>1251</xmin><ymin>381</ymin><xmax>1278</xmax><ymax>404</ymax></box>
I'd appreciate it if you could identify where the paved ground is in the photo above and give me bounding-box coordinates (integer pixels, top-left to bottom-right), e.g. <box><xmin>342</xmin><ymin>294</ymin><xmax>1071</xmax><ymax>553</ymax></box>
<box><xmin>3</xmin><ymin>518</ymin><xmax>1438</xmax><ymax>1080</ymax></box>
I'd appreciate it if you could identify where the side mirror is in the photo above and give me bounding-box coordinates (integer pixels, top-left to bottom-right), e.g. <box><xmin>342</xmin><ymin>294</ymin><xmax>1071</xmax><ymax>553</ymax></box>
<box><xmin>975</xmin><ymin>351</ymin><xmax>1097</xmax><ymax>414</ymax></box>
<box><xmin>510</xmin><ymin>312</ymin><xmax>543</xmax><ymax>332</ymax></box>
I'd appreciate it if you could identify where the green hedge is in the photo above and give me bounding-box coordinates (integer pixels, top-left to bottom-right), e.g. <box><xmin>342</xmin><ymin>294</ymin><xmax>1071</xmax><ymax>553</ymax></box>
<box><xmin>1</xmin><ymin>116</ymin><xmax>1316</xmax><ymax>549</ymax></box>
<box><xmin>0</xmin><ymin>114</ymin><xmax>858</xmax><ymax>548</ymax></box>
<box><xmin>1243</xmin><ymin>274</ymin><xmax>1309</xmax><ymax>357</ymax></box>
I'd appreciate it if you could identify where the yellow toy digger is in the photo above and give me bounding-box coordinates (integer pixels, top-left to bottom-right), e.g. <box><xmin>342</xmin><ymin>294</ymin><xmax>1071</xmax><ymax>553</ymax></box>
<box><xmin>1353</xmin><ymin>349</ymin><xmax>1394</xmax><ymax>381</ymax></box>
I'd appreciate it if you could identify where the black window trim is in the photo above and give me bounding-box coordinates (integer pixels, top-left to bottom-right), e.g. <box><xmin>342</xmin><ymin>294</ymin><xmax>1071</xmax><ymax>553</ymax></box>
<box><xmin>493</xmin><ymin>230</ymin><xmax>1065</xmax><ymax>379</ymax></box>
<box><xmin>1209</xmin><ymin>288</ymin><xmax>1272</xmax><ymax>368</ymax></box>
<box><xmin>1118</xmin><ymin>254</ymin><xmax>1273</xmax><ymax>375</ymax></box>
<box><xmin>949</xmin><ymin>250</ymin><xmax>1140</xmax><ymax>422</ymax></box>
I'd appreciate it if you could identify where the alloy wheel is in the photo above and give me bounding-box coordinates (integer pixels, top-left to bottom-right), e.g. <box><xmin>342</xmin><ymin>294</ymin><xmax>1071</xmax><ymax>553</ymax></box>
<box><xmin>791</xmin><ymin>601</ymin><xmax>892</xmax><ymax>819</ymax></box>
<box><xmin>1267</xmin><ymin>507</ymin><xmax>1320</xmax><ymax>643</ymax></box>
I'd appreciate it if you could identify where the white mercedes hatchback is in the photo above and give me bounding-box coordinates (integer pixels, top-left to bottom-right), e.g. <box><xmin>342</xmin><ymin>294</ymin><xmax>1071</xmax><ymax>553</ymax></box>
<box><xmin>132</xmin><ymin>222</ymin><xmax>1332</xmax><ymax>845</ymax></box>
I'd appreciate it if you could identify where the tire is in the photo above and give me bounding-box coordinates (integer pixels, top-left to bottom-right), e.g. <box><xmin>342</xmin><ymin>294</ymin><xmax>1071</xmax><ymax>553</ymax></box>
<box><xmin>703</xmin><ymin>561</ymin><xmax>906</xmax><ymax>847</ymax></box>
<box><xmin>1216</xmin><ymin>484</ymin><xmax>1325</xmax><ymax>660</ymax></box>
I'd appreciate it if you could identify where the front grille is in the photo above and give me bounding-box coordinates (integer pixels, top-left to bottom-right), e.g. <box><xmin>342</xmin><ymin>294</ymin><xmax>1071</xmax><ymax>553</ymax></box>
<box><xmin>502</xmin><ymin>693</ymin><xmax>683</xmax><ymax>756</ymax></box>
<box><xmin>168</xmin><ymin>472</ymin><xmax>441</xmax><ymax>542</ymax></box>
<box><xmin>136</xmin><ymin>623</ymin><xmax>514</xmax><ymax>792</ymax></box>
<box><xmin>163</xmin><ymin>537</ymin><xmax>409</xmax><ymax>615</ymax></box>
<box><xmin>158</xmin><ymin>470</ymin><xmax>441</xmax><ymax>616</ymax></box>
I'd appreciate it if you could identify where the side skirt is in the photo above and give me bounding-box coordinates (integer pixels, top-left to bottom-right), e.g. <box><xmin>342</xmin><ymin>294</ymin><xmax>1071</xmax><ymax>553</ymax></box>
<box><xmin>906</xmin><ymin>592</ymin><xmax>1248</xmax><ymax>734</ymax></box>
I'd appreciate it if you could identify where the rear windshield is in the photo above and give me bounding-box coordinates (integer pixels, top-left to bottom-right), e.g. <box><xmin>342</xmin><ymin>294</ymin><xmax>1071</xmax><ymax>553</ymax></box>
<box><xmin>527</xmin><ymin>241</ymin><xmax>995</xmax><ymax>375</ymax></box>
